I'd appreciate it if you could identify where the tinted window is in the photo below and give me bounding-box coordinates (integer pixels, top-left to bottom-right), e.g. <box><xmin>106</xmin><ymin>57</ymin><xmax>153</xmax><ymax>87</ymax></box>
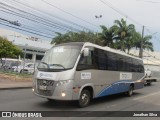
<box><xmin>77</xmin><ymin>48</ymin><xmax>95</xmax><ymax>70</ymax></box>
<box><xmin>94</xmin><ymin>49</ymin><xmax>107</xmax><ymax>70</ymax></box>
<box><xmin>117</xmin><ymin>54</ymin><xmax>125</xmax><ymax>71</ymax></box>
<box><xmin>107</xmin><ymin>52</ymin><xmax>117</xmax><ymax>71</ymax></box>
<box><xmin>77</xmin><ymin>47</ymin><xmax>144</xmax><ymax>72</ymax></box>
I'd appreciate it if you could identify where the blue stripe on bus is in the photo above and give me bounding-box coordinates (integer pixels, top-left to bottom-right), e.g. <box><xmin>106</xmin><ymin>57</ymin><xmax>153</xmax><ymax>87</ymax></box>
<box><xmin>95</xmin><ymin>80</ymin><xmax>143</xmax><ymax>98</ymax></box>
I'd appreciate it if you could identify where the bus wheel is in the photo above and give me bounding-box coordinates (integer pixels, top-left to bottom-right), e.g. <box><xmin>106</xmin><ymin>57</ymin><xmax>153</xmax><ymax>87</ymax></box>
<box><xmin>78</xmin><ymin>89</ymin><xmax>91</xmax><ymax>108</ymax></box>
<box><xmin>127</xmin><ymin>85</ymin><xmax>133</xmax><ymax>97</ymax></box>
<box><xmin>47</xmin><ymin>98</ymin><xmax>55</xmax><ymax>102</ymax></box>
<box><xmin>147</xmin><ymin>82</ymin><xmax>151</xmax><ymax>86</ymax></box>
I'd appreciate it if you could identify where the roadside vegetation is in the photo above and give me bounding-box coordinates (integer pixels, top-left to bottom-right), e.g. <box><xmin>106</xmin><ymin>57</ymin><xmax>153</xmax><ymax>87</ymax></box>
<box><xmin>0</xmin><ymin>36</ymin><xmax>29</xmax><ymax>79</ymax></box>
<box><xmin>0</xmin><ymin>71</ymin><xmax>32</xmax><ymax>81</ymax></box>
<box><xmin>0</xmin><ymin>36</ymin><xmax>23</xmax><ymax>70</ymax></box>
<box><xmin>51</xmin><ymin>18</ymin><xmax>154</xmax><ymax>57</ymax></box>
<box><xmin>0</xmin><ymin>36</ymin><xmax>23</xmax><ymax>58</ymax></box>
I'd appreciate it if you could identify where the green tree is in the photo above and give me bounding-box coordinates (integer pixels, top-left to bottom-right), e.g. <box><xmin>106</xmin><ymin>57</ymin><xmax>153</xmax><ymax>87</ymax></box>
<box><xmin>98</xmin><ymin>25</ymin><xmax>115</xmax><ymax>47</ymax></box>
<box><xmin>51</xmin><ymin>31</ymin><xmax>104</xmax><ymax>46</ymax></box>
<box><xmin>51</xmin><ymin>32</ymin><xmax>73</xmax><ymax>44</ymax></box>
<box><xmin>125</xmin><ymin>31</ymin><xmax>141</xmax><ymax>54</ymax></box>
<box><xmin>112</xmin><ymin>18</ymin><xmax>135</xmax><ymax>51</ymax></box>
<box><xmin>134</xmin><ymin>35</ymin><xmax>153</xmax><ymax>57</ymax></box>
<box><xmin>50</xmin><ymin>18</ymin><xmax>154</xmax><ymax>58</ymax></box>
<box><xmin>0</xmin><ymin>36</ymin><xmax>23</xmax><ymax>67</ymax></box>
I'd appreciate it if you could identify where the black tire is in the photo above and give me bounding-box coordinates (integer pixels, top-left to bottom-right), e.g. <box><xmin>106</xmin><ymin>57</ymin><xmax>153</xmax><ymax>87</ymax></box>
<box><xmin>47</xmin><ymin>98</ymin><xmax>55</xmax><ymax>102</ymax></box>
<box><xmin>147</xmin><ymin>82</ymin><xmax>151</xmax><ymax>86</ymax></box>
<box><xmin>127</xmin><ymin>85</ymin><xmax>133</xmax><ymax>97</ymax></box>
<box><xmin>78</xmin><ymin>89</ymin><xmax>91</xmax><ymax>108</ymax></box>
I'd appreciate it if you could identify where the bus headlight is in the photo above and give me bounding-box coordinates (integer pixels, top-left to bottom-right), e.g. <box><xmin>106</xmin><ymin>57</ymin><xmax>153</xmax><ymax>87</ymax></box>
<box><xmin>56</xmin><ymin>80</ymin><xmax>72</xmax><ymax>87</ymax></box>
<box><xmin>61</xmin><ymin>92</ymin><xmax>66</xmax><ymax>97</ymax></box>
<box><xmin>32</xmin><ymin>88</ymin><xmax>34</xmax><ymax>92</ymax></box>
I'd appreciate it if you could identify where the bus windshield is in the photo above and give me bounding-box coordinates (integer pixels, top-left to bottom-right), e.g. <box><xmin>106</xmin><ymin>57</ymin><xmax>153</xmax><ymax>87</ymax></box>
<box><xmin>37</xmin><ymin>45</ymin><xmax>81</xmax><ymax>72</ymax></box>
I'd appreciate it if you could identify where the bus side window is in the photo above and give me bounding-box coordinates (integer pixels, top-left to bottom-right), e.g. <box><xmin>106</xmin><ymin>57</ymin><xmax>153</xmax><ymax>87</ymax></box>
<box><xmin>78</xmin><ymin>55</ymin><xmax>83</xmax><ymax>64</ymax></box>
<box><xmin>77</xmin><ymin>49</ymin><xmax>94</xmax><ymax>70</ymax></box>
<box><xmin>80</xmin><ymin>49</ymin><xmax>93</xmax><ymax>64</ymax></box>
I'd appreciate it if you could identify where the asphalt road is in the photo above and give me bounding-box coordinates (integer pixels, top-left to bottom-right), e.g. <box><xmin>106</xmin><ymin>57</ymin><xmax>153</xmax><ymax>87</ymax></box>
<box><xmin>0</xmin><ymin>82</ymin><xmax>160</xmax><ymax>120</ymax></box>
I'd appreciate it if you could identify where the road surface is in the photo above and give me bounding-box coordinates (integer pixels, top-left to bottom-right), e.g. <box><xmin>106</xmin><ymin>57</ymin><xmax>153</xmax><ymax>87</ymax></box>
<box><xmin>0</xmin><ymin>82</ymin><xmax>160</xmax><ymax>119</ymax></box>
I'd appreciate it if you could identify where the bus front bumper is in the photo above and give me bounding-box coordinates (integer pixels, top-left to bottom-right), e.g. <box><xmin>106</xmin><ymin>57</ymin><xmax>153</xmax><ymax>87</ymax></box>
<box><xmin>32</xmin><ymin>86</ymin><xmax>75</xmax><ymax>101</ymax></box>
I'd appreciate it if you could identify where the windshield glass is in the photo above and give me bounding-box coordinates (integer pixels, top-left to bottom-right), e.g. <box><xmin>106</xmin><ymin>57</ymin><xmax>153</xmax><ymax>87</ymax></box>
<box><xmin>38</xmin><ymin>45</ymin><xmax>82</xmax><ymax>71</ymax></box>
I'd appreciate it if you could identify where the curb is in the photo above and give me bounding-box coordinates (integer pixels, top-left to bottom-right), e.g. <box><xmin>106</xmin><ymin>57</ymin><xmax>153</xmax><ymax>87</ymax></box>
<box><xmin>0</xmin><ymin>86</ymin><xmax>32</xmax><ymax>90</ymax></box>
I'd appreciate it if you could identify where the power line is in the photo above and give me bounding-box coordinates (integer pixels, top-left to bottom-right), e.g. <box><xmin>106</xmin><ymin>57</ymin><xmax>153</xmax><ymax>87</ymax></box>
<box><xmin>0</xmin><ymin>20</ymin><xmax>55</xmax><ymax>37</ymax></box>
<box><xmin>0</xmin><ymin>22</ymin><xmax>53</xmax><ymax>38</ymax></box>
<box><xmin>99</xmin><ymin>0</ymin><xmax>160</xmax><ymax>39</ymax></box>
<box><xmin>0</xmin><ymin>13</ymin><xmax>57</xmax><ymax>36</ymax></box>
<box><xmin>10</xmin><ymin>0</ymin><xmax>91</xmax><ymax>32</ymax></box>
<box><xmin>145</xmin><ymin>28</ymin><xmax>160</xmax><ymax>44</ymax></box>
<box><xmin>0</xmin><ymin>0</ymin><xmax>99</xmax><ymax>38</ymax></box>
<box><xmin>0</xmin><ymin>8</ymin><xmax>71</xmax><ymax>32</ymax></box>
<box><xmin>0</xmin><ymin>0</ymin><xmax>98</xmax><ymax>39</ymax></box>
<box><xmin>0</xmin><ymin>19</ymin><xmax>55</xmax><ymax>38</ymax></box>
<box><xmin>22</xmin><ymin>25</ymin><xmax>55</xmax><ymax>37</ymax></box>
<box><xmin>99</xmin><ymin>0</ymin><xmax>127</xmax><ymax>18</ymax></box>
<box><xmin>0</xmin><ymin>6</ymin><xmax>78</xmax><ymax>32</ymax></box>
<box><xmin>0</xmin><ymin>1</ymin><xmax>82</xmax><ymax>32</ymax></box>
<box><xmin>0</xmin><ymin>10</ymin><xmax>63</xmax><ymax>33</ymax></box>
<box><xmin>3</xmin><ymin>0</ymin><xmax>89</xmax><ymax>32</ymax></box>
<box><xmin>99</xmin><ymin>0</ymin><xmax>144</xmax><ymax>26</ymax></box>
<box><xmin>40</xmin><ymin>0</ymin><xmax>98</xmax><ymax>28</ymax></box>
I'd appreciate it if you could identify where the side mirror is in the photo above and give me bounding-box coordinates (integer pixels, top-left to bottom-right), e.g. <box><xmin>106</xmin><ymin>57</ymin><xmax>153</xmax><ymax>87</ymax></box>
<box><xmin>83</xmin><ymin>48</ymin><xmax>89</xmax><ymax>56</ymax></box>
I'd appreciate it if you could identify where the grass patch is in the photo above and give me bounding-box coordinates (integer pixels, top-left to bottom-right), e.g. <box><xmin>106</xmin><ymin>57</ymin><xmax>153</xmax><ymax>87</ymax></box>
<box><xmin>0</xmin><ymin>71</ymin><xmax>33</xmax><ymax>81</ymax></box>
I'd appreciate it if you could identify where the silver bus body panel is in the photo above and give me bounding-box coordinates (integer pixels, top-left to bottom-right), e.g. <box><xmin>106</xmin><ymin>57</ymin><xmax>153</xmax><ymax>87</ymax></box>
<box><xmin>74</xmin><ymin>70</ymin><xmax>144</xmax><ymax>99</ymax></box>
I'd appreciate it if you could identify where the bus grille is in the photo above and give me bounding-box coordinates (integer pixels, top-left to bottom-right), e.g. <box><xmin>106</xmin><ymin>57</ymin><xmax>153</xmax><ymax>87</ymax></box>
<box><xmin>37</xmin><ymin>79</ymin><xmax>55</xmax><ymax>96</ymax></box>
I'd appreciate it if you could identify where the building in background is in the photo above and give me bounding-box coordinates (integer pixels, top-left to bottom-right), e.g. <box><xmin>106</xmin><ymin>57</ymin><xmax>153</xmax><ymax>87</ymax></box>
<box><xmin>130</xmin><ymin>49</ymin><xmax>160</xmax><ymax>72</ymax></box>
<box><xmin>130</xmin><ymin>50</ymin><xmax>160</xmax><ymax>80</ymax></box>
<box><xmin>0</xmin><ymin>28</ymin><xmax>53</xmax><ymax>63</ymax></box>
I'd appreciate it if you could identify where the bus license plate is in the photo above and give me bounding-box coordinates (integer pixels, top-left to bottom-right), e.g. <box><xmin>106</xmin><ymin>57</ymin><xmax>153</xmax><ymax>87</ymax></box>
<box><xmin>39</xmin><ymin>86</ymin><xmax>47</xmax><ymax>90</ymax></box>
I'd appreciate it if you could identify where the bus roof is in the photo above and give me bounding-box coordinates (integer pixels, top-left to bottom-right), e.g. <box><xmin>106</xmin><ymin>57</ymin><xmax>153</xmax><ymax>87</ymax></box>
<box><xmin>83</xmin><ymin>42</ymin><xmax>143</xmax><ymax>61</ymax></box>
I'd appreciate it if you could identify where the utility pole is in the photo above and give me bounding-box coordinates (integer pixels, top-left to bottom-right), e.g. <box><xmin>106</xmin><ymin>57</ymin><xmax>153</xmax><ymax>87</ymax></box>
<box><xmin>139</xmin><ymin>25</ymin><xmax>145</xmax><ymax>58</ymax></box>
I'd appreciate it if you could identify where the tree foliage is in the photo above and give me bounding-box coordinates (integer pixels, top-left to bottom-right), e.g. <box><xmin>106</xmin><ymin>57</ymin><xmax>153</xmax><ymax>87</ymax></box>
<box><xmin>134</xmin><ymin>34</ymin><xmax>153</xmax><ymax>56</ymax></box>
<box><xmin>51</xmin><ymin>31</ymin><xmax>104</xmax><ymax>46</ymax></box>
<box><xmin>0</xmin><ymin>36</ymin><xmax>22</xmax><ymax>58</ymax></box>
<box><xmin>112</xmin><ymin>18</ymin><xmax>135</xmax><ymax>51</ymax></box>
<box><xmin>98</xmin><ymin>25</ymin><xmax>115</xmax><ymax>47</ymax></box>
<box><xmin>51</xmin><ymin>18</ymin><xmax>154</xmax><ymax>56</ymax></box>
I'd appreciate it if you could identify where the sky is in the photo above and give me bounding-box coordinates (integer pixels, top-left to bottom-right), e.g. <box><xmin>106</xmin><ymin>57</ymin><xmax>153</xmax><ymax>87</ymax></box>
<box><xmin>0</xmin><ymin>0</ymin><xmax>160</xmax><ymax>51</ymax></box>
